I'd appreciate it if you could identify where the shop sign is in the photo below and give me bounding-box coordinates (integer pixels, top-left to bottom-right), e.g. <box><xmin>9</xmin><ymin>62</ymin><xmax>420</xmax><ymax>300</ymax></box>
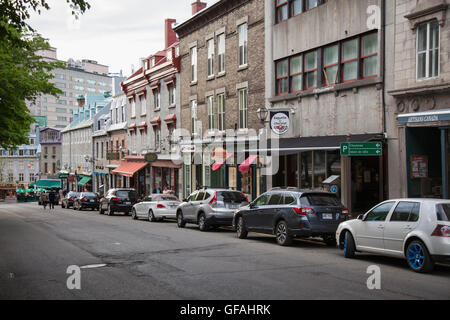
<box><xmin>341</xmin><ymin>142</ymin><xmax>382</xmax><ymax>156</ymax></box>
<box><xmin>144</xmin><ymin>153</ymin><xmax>158</xmax><ymax>163</ymax></box>
<box><xmin>181</xmin><ymin>145</ymin><xmax>196</xmax><ymax>153</ymax></box>
<box><xmin>410</xmin><ymin>155</ymin><xmax>428</xmax><ymax>179</ymax></box>
<box><xmin>270</xmin><ymin>112</ymin><xmax>290</xmax><ymax>135</ymax></box>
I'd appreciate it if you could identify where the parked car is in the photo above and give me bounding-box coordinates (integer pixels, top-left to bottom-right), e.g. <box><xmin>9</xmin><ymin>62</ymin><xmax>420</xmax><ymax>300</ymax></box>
<box><xmin>131</xmin><ymin>194</ymin><xmax>181</xmax><ymax>221</ymax></box>
<box><xmin>99</xmin><ymin>188</ymin><xmax>138</xmax><ymax>216</ymax></box>
<box><xmin>61</xmin><ymin>192</ymin><xmax>80</xmax><ymax>209</ymax></box>
<box><xmin>176</xmin><ymin>189</ymin><xmax>248</xmax><ymax>231</ymax></box>
<box><xmin>336</xmin><ymin>198</ymin><xmax>450</xmax><ymax>273</ymax></box>
<box><xmin>73</xmin><ymin>192</ymin><xmax>100</xmax><ymax>211</ymax></box>
<box><xmin>233</xmin><ymin>189</ymin><xmax>349</xmax><ymax>246</ymax></box>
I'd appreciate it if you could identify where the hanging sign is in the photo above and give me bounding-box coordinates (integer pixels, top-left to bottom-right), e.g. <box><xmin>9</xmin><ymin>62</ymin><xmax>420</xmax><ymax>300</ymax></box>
<box><xmin>270</xmin><ymin>111</ymin><xmax>290</xmax><ymax>135</ymax></box>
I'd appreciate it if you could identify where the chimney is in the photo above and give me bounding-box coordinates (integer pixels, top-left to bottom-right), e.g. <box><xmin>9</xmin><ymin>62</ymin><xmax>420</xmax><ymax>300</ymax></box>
<box><xmin>165</xmin><ymin>18</ymin><xmax>178</xmax><ymax>49</ymax></box>
<box><xmin>191</xmin><ymin>0</ymin><xmax>207</xmax><ymax>15</ymax></box>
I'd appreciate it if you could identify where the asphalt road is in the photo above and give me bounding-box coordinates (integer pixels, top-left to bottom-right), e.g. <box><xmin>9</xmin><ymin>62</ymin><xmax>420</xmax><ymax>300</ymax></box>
<box><xmin>0</xmin><ymin>201</ymin><xmax>449</xmax><ymax>300</ymax></box>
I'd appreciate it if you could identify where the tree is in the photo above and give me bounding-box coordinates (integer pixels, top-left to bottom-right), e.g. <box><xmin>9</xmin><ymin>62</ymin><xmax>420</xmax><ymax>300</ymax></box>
<box><xmin>0</xmin><ymin>0</ymin><xmax>90</xmax><ymax>149</ymax></box>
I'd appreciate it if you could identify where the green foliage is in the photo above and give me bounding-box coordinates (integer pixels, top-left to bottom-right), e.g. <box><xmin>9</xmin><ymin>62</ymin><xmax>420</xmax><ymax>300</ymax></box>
<box><xmin>0</xmin><ymin>0</ymin><xmax>90</xmax><ymax>149</ymax></box>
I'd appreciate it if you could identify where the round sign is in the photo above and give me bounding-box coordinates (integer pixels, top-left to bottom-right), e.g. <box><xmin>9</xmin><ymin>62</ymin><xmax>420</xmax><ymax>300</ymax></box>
<box><xmin>330</xmin><ymin>185</ymin><xmax>339</xmax><ymax>193</ymax></box>
<box><xmin>271</xmin><ymin>112</ymin><xmax>290</xmax><ymax>135</ymax></box>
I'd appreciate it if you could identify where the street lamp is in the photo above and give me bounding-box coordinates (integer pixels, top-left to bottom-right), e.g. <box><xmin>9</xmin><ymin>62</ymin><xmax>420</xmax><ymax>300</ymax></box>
<box><xmin>256</xmin><ymin>107</ymin><xmax>269</xmax><ymax>123</ymax></box>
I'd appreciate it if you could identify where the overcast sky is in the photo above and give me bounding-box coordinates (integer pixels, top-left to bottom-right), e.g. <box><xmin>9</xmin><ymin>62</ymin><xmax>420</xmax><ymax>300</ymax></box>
<box><xmin>28</xmin><ymin>0</ymin><xmax>212</xmax><ymax>77</ymax></box>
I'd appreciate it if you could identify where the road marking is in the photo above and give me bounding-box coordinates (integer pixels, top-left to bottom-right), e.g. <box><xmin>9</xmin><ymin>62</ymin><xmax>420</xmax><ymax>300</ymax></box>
<box><xmin>80</xmin><ymin>264</ymin><xmax>107</xmax><ymax>269</ymax></box>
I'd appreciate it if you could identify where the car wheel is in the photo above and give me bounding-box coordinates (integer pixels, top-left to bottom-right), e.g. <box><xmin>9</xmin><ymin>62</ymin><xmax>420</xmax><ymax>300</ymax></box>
<box><xmin>275</xmin><ymin>221</ymin><xmax>293</xmax><ymax>246</ymax></box>
<box><xmin>343</xmin><ymin>231</ymin><xmax>356</xmax><ymax>258</ymax></box>
<box><xmin>148</xmin><ymin>210</ymin><xmax>156</xmax><ymax>222</ymax></box>
<box><xmin>131</xmin><ymin>208</ymin><xmax>138</xmax><ymax>220</ymax></box>
<box><xmin>406</xmin><ymin>240</ymin><xmax>434</xmax><ymax>273</ymax></box>
<box><xmin>177</xmin><ymin>211</ymin><xmax>186</xmax><ymax>228</ymax></box>
<box><xmin>107</xmin><ymin>205</ymin><xmax>114</xmax><ymax>216</ymax></box>
<box><xmin>198</xmin><ymin>213</ymin><xmax>208</xmax><ymax>232</ymax></box>
<box><xmin>236</xmin><ymin>216</ymin><xmax>248</xmax><ymax>239</ymax></box>
<box><xmin>323</xmin><ymin>235</ymin><xmax>337</xmax><ymax>247</ymax></box>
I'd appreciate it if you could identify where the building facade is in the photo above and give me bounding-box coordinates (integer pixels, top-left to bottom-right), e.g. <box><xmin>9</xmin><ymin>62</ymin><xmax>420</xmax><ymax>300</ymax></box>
<box><xmin>39</xmin><ymin>127</ymin><xmax>62</xmax><ymax>179</ymax></box>
<box><xmin>174</xmin><ymin>0</ymin><xmax>265</xmax><ymax>200</ymax></box>
<box><xmin>264</xmin><ymin>0</ymin><xmax>389</xmax><ymax>215</ymax></box>
<box><xmin>387</xmin><ymin>0</ymin><xmax>450</xmax><ymax>200</ymax></box>
<box><xmin>119</xmin><ymin>18</ymin><xmax>182</xmax><ymax>198</ymax></box>
<box><xmin>28</xmin><ymin>47</ymin><xmax>113</xmax><ymax>129</ymax></box>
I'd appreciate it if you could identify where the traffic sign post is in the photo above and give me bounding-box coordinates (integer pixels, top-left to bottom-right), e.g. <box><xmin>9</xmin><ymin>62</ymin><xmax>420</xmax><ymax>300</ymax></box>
<box><xmin>340</xmin><ymin>142</ymin><xmax>383</xmax><ymax>156</ymax></box>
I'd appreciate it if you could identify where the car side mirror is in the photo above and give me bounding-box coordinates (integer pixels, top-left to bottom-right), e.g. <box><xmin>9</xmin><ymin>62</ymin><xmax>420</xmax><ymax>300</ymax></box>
<box><xmin>183</xmin><ymin>198</ymin><xmax>187</xmax><ymax>202</ymax></box>
<box><xmin>357</xmin><ymin>214</ymin><xmax>364</xmax><ymax>220</ymax></box>
<box><xmin>249</xmin><ymin>203</ymin><xmax>256</xmax><ymax>209</ymax></box>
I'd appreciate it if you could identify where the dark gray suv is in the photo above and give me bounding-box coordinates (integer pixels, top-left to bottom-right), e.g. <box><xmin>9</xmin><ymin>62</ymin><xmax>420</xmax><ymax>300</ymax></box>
<box><xmin>233</xmin><ymin>188</ymin><xmax>349</xmax><ymax>246</ymax></box>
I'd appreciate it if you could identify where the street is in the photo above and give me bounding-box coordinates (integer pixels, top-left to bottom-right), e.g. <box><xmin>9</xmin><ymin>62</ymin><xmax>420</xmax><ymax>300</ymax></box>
<box><xmin>0</xmin><ymin>201</ymin><xmax>449</xmax><ymax>300</ymax></box>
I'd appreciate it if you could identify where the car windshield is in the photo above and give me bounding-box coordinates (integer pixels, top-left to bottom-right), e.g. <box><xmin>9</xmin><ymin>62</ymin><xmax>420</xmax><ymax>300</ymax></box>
<box><xmin>436</xmin><ymin>203</ymin><xmax>450</xmax><ymax>221</ymax></box>
<box><xmin>116</xmin><ymin>190</ymin><xmax>137</xmax><ymax>199</ymax></box>
<box><xmin>217</xmin><ymin>191</ymin><xmax>247</xmax><ymax>203</ymax></box>
<box><xmin>303</xmin><ymin>193</ymin><xmax>341</xmax><ymax>206</ymax></box>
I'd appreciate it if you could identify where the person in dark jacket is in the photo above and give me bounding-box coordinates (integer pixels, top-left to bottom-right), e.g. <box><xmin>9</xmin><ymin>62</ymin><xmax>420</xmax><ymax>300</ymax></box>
<box><xmin>48</xmin><ymin>189</ymin><xmax>56</xmax><ymax>210</ymax></box>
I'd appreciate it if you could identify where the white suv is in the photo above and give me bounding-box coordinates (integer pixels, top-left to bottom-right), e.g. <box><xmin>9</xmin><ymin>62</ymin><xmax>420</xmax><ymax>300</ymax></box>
<box><xmin>336</xmin><ymin>199</ymin><xmax>450</xmax><ymax>273</ymax></box>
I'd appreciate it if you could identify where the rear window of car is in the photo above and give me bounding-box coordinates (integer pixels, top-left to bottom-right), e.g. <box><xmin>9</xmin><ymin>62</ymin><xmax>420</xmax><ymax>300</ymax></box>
<box><xmin>68</xmin><ymin>192</ymin><xmax>79</xmax><ymax>197</ymax></box>
<box><xmin>116</xmin><ymin>190</ymin><xmax>137</xmax><ymax>199</ymax></box>
<box><xmin>436</xmin><ymin>204</ymin><xmax>450</xmax><ymax>221</ymax></box>
<box><xmin>83</xmin><ymin>193</ymin><xmax>97</xmax><ymax>197</ymax></box>
<box><xmin>217</xmin><ymin>191</ymin><xmax>247</xmax><ymax>203</ymax></box>
<box><xmin>302</xmin><ymin>193</ymin><xmax>341</xmax><ymax>206</ymax></box>
<box><xmin>159</xmin><ymin>195</ymin><xmax>179</xmax><ymax>201</ymax></box>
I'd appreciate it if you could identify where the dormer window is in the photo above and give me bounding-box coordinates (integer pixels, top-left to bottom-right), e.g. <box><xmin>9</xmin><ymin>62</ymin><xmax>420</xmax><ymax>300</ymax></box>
<box><xmin>151</xmin><ymin>57</ymin><xmax>155</xmax><ymax>67</ymax></box>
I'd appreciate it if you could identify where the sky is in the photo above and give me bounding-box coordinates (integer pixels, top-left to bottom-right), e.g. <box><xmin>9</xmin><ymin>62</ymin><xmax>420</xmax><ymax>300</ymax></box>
<box><xmin>27</xmin><ymin>0</ymin><xmax>213</xmax><ymax>77</ymax></box>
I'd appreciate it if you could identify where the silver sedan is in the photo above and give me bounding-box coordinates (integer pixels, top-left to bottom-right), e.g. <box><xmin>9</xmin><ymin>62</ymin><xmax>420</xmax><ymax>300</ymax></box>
<box><xmin>131</xmin><ymin>194</ymin><xmax>181</xmax><ymax>222</ymax></box>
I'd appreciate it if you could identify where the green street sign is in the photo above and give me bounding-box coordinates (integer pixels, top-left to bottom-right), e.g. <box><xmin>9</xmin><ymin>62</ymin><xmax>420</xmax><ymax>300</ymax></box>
<box><xmin>341</xmin><ymin>142</ymin><xmax>383</xmax><ymax>156</ymax></box>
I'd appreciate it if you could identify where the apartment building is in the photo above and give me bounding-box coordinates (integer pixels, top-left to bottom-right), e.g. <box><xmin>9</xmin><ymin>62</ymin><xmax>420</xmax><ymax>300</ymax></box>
<box><xmin>39</xmin><ymin>127</ymin><xmax>62</xmax><ymax>179</ymax></box>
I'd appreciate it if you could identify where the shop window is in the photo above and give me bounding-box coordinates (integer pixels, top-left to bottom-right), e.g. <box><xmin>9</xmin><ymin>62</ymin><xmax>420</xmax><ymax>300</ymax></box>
<box><xmin>301</xmin><ymin>151</ymin><xmax>313</xmax><ymax>189</ymax></box>
<box><xmin>314</xmin><ymin>150</ymin><xmax>326</xmax><ymax>187</ymax></box>
<box><xmin>417</xmin><ymin>20</ymin><xmax>439</xmax><ymax>79</ymax></box>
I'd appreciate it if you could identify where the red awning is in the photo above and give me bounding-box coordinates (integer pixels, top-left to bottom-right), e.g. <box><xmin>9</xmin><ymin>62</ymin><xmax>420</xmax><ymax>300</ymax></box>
<box><xmin>238</xmin><ymin>155</ymin><xmax>258</xmax><ymax>174</ymax></box>
<box><xmin>112</xmin><ymin>161</ymin><xmax>147</xmax><ymax>177</ymax></box>
<box><xmin>150</xmin><ymin>160</ymin><xmax>182</xmax><ymax>169</ymax></box>
<box><xmin>212</xmin><ymin>153</ymin><xmax>234</xmax><ymax>171</ymax></box>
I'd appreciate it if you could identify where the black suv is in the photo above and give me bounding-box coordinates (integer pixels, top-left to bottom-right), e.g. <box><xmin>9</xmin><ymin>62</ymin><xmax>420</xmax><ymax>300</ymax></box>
<box><xmin>73</xmin><ymin>192</ymin><xmax>100</xmax><ymax>211</ymax></box>
<box><xmin>99</xmin><ymin>188</ymin><xmax>138</xmax><ymax>216</ymax></box>
<box><xmin>233</xmin><ymin>189</ymin><xmax>349</xmax><ymax>246</ymax></box>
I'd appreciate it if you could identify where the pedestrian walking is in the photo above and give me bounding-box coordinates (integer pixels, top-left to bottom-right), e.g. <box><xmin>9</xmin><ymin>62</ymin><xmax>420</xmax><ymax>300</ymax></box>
<box><xmin>48</xmin><ymin>189</ymin><xmax>56</xmax><ymax>210</ymax></box>
<box><xmin>40</xmin><ymin>192</ymin><xmax>48</xmax><ymax>210</ymax></box>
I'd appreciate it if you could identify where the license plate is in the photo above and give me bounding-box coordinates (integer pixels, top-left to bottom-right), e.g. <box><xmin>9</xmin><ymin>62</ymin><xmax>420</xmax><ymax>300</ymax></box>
<box><xmin>228</xmin><ymin>204</ymin><xmax>239</xmax><ymax>209</ymax></box>
<box><xmin>322</xmin><ymin>213</ymin><xmax>333</xmax><ymax>220</ymax></box>
<box><xmin>125</xmin><ymin>202</ymin><xmax>131</xmax><ymax>205</ymax></box>
<box><xmin>90</xmin><ymin>200</ymin><xmax>94</xmax><ymax>202</ymax></box>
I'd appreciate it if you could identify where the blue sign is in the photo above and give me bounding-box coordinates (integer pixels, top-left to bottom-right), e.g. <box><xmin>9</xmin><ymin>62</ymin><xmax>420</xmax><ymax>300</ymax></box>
<box><xmin>330</xmin><ymin>185</ymin><xmax>338</xmax><ymax>193</ymax></box>
<box><xmin>398</xmin><ymin>109</ymin><xmax>450</xmax><ymax>124</ymax></box>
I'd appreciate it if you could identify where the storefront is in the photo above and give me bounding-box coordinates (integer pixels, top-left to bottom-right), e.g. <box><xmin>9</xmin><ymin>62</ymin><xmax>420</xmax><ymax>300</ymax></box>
<box><xmin>398</xmin><ymin>108</ymin><xmax>450</xmax><ymax>199</ymax></box>
<box><xmin>112</xmin><ymin>157</ymin><xmax>147</xmax><ymax>197</ymax></box>
<box><xmin>150</xmin><ymin>160</ymin><xmax>181</xmax><ymax>196</ymax></box>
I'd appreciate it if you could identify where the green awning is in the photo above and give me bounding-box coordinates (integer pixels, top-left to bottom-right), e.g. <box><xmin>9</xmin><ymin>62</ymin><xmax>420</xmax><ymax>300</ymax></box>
<box><xmin>32</xmin><ymin>180</ymin><xmax>61</xmax><ymax>189</ymax></box>
<box><xmin>77</xmin><ymin>177</ymin><xmax>91</xmax><ymax>186</ymax></box>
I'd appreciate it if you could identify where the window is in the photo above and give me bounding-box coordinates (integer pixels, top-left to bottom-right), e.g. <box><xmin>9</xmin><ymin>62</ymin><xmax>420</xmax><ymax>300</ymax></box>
<box><xmin>19</xmin><ymin>173</ymin><xmax>24</xmax><ymax>181</ymax></box>
<box><xmin>417</xmin><ymin>20</ymin><xmax>439</xmax><ymax>79</ymax></box>
<box><xmin>276</xmin><ymin>0</ymin><xmax>288</xmax><ymax>23</ymax></box>
<box><xmin>131</xmin><ymin>98</ymin><xmax>136</xmax><ymax>117</ymax></box>
<box><xmin>191</xmin><ymin>100</ymin><xmax>198</xmax><ymax>135</ymax></box>
<box><xmin>139</xmin><ymin>95</ymin><xmax>146</xmax><ymax>115</ymax></box>
<box><xmin>55</xmin><ymin>82</ymin><xmax>66</xmax><ymax>89</ymax></box>
<box><xmin>101</xmin><ymin>142</ymin><xmax>104</xmax><ymax>158</ymax></box>
<box><xmin>436</xmin><ymin>204</ymin><xmax>450</xmax><ymax>222</ymax></box>
<box><xmin>268</xmin><ymin>193</ymin><xmax>283</xmax><ymax>205</ymax></box>
<box><xmin>306</xmin><ymin>0</ymin><xmax>319</xmax><ymax>10</ymax></box>
<box><xmin>276</xmin><ymin>59</ymin><xmax>289</xmax><ymax>95</ymax></box>
<box><xmin>55</xmin><ymin>73</ymin><xmax>65</xmax><ymax>79</ymax></box>
<box><xmin>283</xmin><ymin>195</ymin><xmax>296</xmax><ymax>204</ymax></box>
<box><xmin>168</xmin><ymin>84</ymin><xmax>175</xmax><ymax>106</ymax></box>
<box><xmin>29</xmin><ymin>173</ymin><xmax>34</xmax><ymax>182</ymax></box>
<box><xmin>365</xmin><ymin>202</ymin><xmax>396</xmax><ymax>222</ymax></box>
<box><xmin>361</xmin><ymin>33</ymin><xmax>378</xmax><ymax>78</ymax></box>
<box><xmin>323</xmin><ymin>44</ymin><xmax>339</xmax><ymax>85</ymax></box>
<box><xmin>56</xmin><ymin>99</ymin><xmax>66</xmax><ymax>105</ymax></box>
<box><xmin>190</xmin><ymin>46</ymin><xmax>197</xmax><ymax>82</ymax></box>
<box><xmin>254</xmin><ymin>194</ymin><xmax>270</xmax><ymax>206</ymax></box>
<box><xmin>217</xmin><ymin>33</ymin><xmax>225</xmax><ymax>73</ymax></box>
<box><xmin>342</xmin><ymin>39</ymin><xmax>358</xmax><ymax>82</ymax></box>
<box><xmin>122</xmin><ymin>106</ymin><xmax>126</xmax><ymax>122</ymax></box>
<box><xmin>8</xmin><ymin>173</ymin><xmax>13</xmax><ymax>183</ymax></box>
<box><xmin>239</xmin><ymin>89</ymin><xmax>248</xmax><ymax>129</ymax></box>
<box><xmin>291</xmin><ymin>0</ymin><xmax>302</xmax><ymax>16</ymax></box>
<box><xmin>52</xmin><ymin>147</ymin><xmax>56</xmax><ymax>155</ymax></box>
<box><xmin>207</xmin><ymin>39</ymin><xmax>215</xmax><ymax>77</ymax></box>
<box><xmin>290</xmin><ymin>55</ymin><xmax>302</xmax><ymax>92</ymax></box>
<box><xmin>391</xmin><ymin>202</ymin><xmax>421</xmax><ymax>222</ymax></box>
<box><xmin>218</xmin><ymin>94</ymin><xmax>225</xmax><ymax>131</ymax></box>
<box><xmin>304</xmin><ymin>51</ymin><xmax>318</xmax><ymax>89</ymax></box>
<box><xmin>153</xmin><ymin>89</ymin><xmax>160</xmax><ymax>109</ymax></box>
<box><xmin>154</xmin><ymin>126</ymin><xmax>160</xmax><ymax>149</ymax></box>
<box><xmin>56</xmin><ymin>107</ymin><xmax>66</xmax><ymax>113</ymax></box>
<box><xmin>238</xmin><ymin>23</ymin><xmax>248</xmax><ymax>67</ymax></box>
<box><xmin>207</xmin><ymin>96</ymin><xmax>215</xmax><ymax>131</ymax></box>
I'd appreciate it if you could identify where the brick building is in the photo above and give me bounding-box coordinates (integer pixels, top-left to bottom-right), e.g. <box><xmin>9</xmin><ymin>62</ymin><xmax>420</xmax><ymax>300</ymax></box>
<box><xmin>387</xmin><ymin>0</ymin><xmax>450</xmax><ymax>200</ymax></box>
<box><xmin>174</xmin><ymin>0</ymin><xmax>265</xmax><ymax>200</ymax></box>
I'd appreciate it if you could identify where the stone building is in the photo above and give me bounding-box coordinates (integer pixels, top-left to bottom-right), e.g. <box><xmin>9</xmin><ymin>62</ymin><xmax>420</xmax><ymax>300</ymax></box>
<box><xmin>387</xmin><ymin>0</ymin><xmax>450</xmax><ymax>200</ymax></box>
<box><xmin>119</xmin><ymin>18</ymin><xmax>182</xmax><ymax>197</ymax></box>
<box><xmin>264</xmin><ymin>0</ymin><xmax>391</xmax><ymax>215</ymax></box>
<box><xmin>174</xmin><ymin>0</ymin><xmax>265</xmax><ymax>200</ymax></box>
<box><xmin>39</xmin><ymin>127</ymin><xmax>62</xmax><ymax>179</ymax></box>
<box><xmin>92</xmin><ymin>101</ymin><xmax>111</xmax><ymax>193</ymax></box>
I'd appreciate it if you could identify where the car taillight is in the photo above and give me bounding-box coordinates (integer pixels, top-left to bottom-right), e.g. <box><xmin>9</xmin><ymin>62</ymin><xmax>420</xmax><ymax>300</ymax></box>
<box><xmin>81</xmin><ymin>198</ymin><xmax>88</xmax><ymax>202</ymax></box>
<box><xmin>293</xmin><ymin>207</ymin><xmax>314</xmax><ymax>215</ymax></box>
<box><xmin>69</xmin><ymin>197</ymin><xmax>73</xmax><ymax>201</ymax></box>
<box><xmin>112</xmin><ymin>197</ymin><xmax>121</xmax><ymax>201</ymax></box>
<box><xmin>342</xmin><ymin>208</ymin><xmax>350</xmax><ymax>219</ymax></box>
<box><xmin>157</xmin><ymin>204</ymin><xmax>166</xmax><ymax>209</ymax></box>
<box><xmin>431</xmin><ymin>225</ymin><xmax>450</xmax><ymax>237</ymax></box>
<box><xmin>209</xmin><ymin>192</ymin><xmax>217</xmax><ymax>206</ymax></box>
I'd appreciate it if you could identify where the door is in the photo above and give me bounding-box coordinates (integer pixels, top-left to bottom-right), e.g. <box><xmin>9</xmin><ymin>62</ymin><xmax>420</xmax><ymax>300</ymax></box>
<box><xmin>138</xmin><ymin>195</ymin><xmax>153</xmax><ymax>217</ymax></box>
<box><xmin>356</xmin><ymin>201</ymin><xmax>396</xmax><ymax>252</ymax></box>
<box><xmin>262</xmin><ymin>193</ymin><xmax>283</xmax><ymax>230</ymax></box>
<box><xmin>246</xmin><ymin>193</ymin><xmax>270</xmax><ymax>230</ymax></box>
<box><xmin>383</xmin><ymin>201</ymin><xmax>420</xmax><ymax>254</ymax></box>
<box><xmin>184</xmin><ymin>192</ymin><xmax>199</xmax><ymax>220</ymax></box>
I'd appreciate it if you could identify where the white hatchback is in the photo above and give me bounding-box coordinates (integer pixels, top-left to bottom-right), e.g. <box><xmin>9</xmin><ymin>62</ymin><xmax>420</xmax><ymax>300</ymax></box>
<box><xmin>336</xmin><ymin>199</ymin><xmax>450</xmax><ymax>273</ymax></box>
<box><xmin>131</xmin><ymin>194</ymin><xmax>181</xmax><ymax>222</ymax></box>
